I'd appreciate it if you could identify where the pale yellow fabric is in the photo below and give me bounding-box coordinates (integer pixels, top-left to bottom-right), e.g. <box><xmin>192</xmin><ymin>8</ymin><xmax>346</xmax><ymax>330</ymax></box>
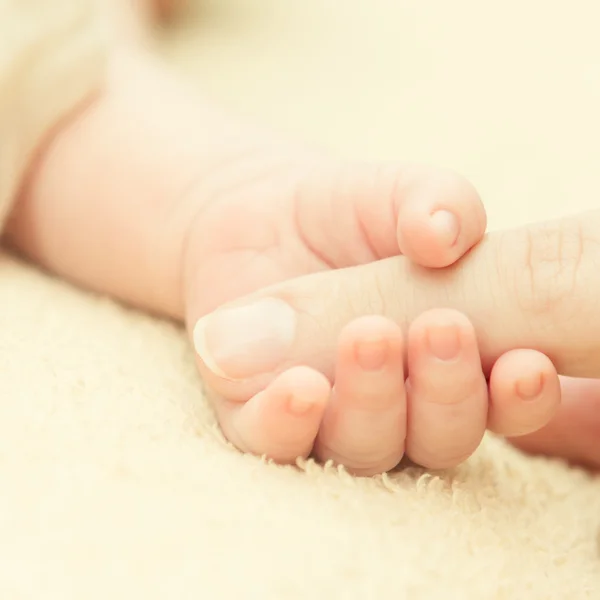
<box><xmin>0</xmin><ymin>0</ymin><xmax>105</xmax><ymax>228</ymax></box>
<box><xmin>1</xmin><ymin>1</ymin><xmax>600</xmax><ymax>599</ymax></box>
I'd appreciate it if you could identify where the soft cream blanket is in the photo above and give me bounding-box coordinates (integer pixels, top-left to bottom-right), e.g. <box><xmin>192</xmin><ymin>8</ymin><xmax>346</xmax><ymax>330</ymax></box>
<box><xmin>2</xmin><ymin>1</ymin><xmax>599</xmax><ymax>598</ymax></box>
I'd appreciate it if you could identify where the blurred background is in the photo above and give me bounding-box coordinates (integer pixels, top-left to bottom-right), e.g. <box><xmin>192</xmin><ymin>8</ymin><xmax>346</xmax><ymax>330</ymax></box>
<box><xmin>157</xmin><ymin>0</ymin><xmax>600</xmax><ymax>230</ymax></box>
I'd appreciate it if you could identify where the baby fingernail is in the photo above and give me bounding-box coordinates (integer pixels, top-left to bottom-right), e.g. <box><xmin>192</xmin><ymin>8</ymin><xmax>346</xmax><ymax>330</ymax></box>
<box><xmin>516</xmin><ymin>373</ymin><xmax>544</xmax><ymax>400</ymax></box>
<box><xmin>193</xmin><ymin>298</ymin><xmax>296</xmax><ymax>380</ymax></box>
<box><xmin>355</xmin><ymin>337</ymin><xmax>388</xmax><ymax>371</ymax></box>
<box><xmin>427</xmin><ymin>324</ymin><xmax>461</xmax><ymax>361</ymax></box>
<box><xmin>288</xmin><ymin>393</ymin><xmax>316</xmax><ymax>415</ymax></box>
<box><xmin>430</xmin><ymin>210</ymin><xmax>460</xmax><ymax>246</ymax></box>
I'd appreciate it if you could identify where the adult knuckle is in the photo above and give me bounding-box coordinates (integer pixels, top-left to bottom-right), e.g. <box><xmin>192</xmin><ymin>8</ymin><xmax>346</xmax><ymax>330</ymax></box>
<box><xmin>515</xmin><ymin>219</ymin><xmax>586</xmax><ymax>319</ymax></box>
<box><xmin>344</xmin><ymin>262</ymin><xmax>390</xmax><ymax>318</ymax></box>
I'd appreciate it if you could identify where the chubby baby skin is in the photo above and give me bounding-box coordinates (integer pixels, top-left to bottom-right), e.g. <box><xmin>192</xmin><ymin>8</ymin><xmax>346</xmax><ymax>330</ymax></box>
<box><xmin>7</xmin><ymin>0</ymin><xmax>593</xmax><ymax>476</ymax></box>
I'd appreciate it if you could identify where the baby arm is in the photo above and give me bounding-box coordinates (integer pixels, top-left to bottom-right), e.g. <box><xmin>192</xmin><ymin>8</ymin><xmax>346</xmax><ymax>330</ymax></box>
<box><xmin>0</xmin><ymin>0</ymin><xmax>106</xmax><ymax>231</ymax></box>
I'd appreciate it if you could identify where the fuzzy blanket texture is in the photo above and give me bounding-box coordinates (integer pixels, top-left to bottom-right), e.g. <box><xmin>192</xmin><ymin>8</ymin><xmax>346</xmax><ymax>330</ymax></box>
<box><xmin>2</xmin><ymin>1</ymin><xmax>600</xmax><ymax>598</ymax></box>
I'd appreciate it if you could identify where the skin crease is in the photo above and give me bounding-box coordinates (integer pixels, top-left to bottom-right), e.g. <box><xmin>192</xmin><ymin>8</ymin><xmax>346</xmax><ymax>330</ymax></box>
<box><xmin>6</xmin><ymin>0</ymin><xmax>600</xmax><ymax>473</ymax></box>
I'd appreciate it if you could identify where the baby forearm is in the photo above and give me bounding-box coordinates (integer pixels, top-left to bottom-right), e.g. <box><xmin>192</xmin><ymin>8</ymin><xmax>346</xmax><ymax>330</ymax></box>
<box><xmin>0</xmin><ymin>1</ymin><xmax>106</xmax><ymax>237</ymax></box>
<box><xmin>5</xmin><ymin>48</ymin><xmax>238</xmax><ymax>320</ymax></box>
